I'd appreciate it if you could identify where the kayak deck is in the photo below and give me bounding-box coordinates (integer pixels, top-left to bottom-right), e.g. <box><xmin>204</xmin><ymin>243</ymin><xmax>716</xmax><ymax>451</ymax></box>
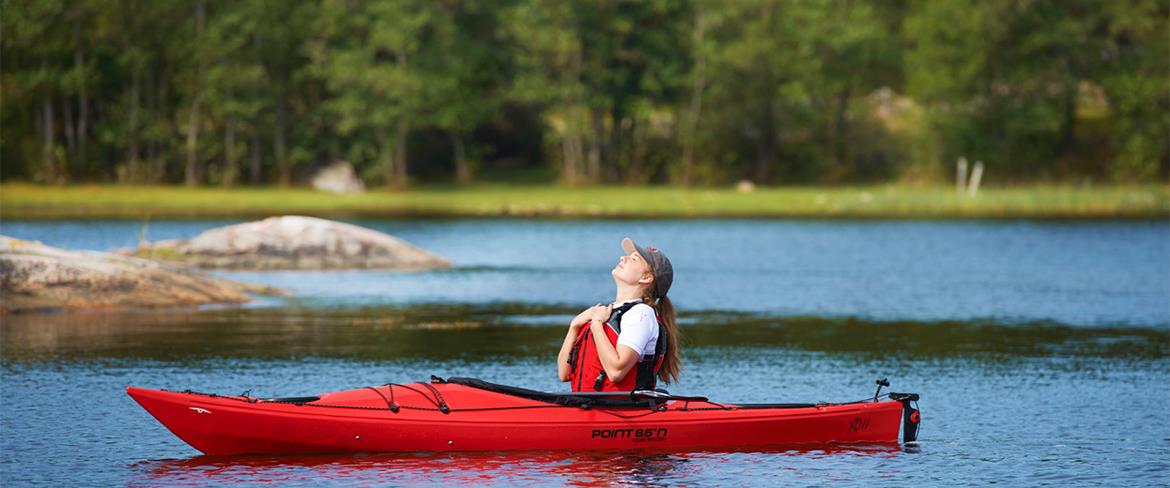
<box><xmin>128</xmin><ymin>377</ymin><xmax>920</xmax><ymax>455</ymax></box>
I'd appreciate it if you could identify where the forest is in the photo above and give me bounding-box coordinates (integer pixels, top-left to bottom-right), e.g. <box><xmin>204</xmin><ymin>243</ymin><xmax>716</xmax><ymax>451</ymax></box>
<box><xmin>3</xmin><ymin>0</ymin><xmax>1167</xmax><ymax>187</ymax></box>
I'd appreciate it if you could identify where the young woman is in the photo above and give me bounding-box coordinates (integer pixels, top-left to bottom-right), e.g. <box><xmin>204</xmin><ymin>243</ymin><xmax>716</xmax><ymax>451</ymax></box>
<box><xmin>557</xmin><ymin>238</ymin><xmax>680</xmax><ymax>392</ymax></box>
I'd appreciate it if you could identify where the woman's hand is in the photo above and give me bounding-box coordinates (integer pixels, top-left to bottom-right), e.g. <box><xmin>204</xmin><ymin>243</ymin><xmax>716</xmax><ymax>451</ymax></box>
<box><xmin>587</xmin><ymin>304</ymin><xmax>613</xmax><ymax>328</ymax></box>
<box><xmin>561</xmin><ymin>305</ymin><xmax>604</xmax><ymax>382</ymax></box>
<box><xmin>569</xmin><ymin>306</ymin><xmax>595</xmax><ymax>330</ymax></box>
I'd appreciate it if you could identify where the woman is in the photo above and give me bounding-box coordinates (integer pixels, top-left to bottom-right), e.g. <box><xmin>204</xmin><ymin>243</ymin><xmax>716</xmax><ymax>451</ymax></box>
<box><xmin>557</xmin><ymin>238</ymin><xmax>680</xmax><ymax>392</ymax></box>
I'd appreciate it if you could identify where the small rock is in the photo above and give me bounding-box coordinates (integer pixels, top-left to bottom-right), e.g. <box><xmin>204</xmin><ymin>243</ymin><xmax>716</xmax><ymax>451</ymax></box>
<box><xmin>311</xmin><ymin>161</ymin><xmax>366</xmax><ymax>194</ymax></box>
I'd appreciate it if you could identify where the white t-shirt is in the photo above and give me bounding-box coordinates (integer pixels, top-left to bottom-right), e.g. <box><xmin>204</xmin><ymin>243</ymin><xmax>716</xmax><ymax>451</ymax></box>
<box><xmin>613</xmin><ymin>301</ymin><xmax>659</xmax><ymax>358</ymax></box>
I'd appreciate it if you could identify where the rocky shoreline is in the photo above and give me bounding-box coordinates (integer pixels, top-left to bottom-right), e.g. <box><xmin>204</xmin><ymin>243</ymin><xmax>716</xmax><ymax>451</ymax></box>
<box><xmin>1</xmin><ymin>216</ymin><xmax>450</xmax><ymax>313</ymax></box>
<box><xmin>0</xmin><ymin>236</ymin><xmax>284</xmax><ymax>313</ymax></box>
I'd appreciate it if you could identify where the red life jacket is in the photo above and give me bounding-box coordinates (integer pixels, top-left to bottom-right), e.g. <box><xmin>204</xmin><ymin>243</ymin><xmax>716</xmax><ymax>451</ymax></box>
<box><xmin>566</xmin><ymin>301</ymin><xmax>667</xmax><ymax>392</ymax></box>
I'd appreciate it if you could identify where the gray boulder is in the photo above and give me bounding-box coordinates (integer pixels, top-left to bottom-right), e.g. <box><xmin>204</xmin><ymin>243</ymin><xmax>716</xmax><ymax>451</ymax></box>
<box><xmin>133</xmin><ymin>216</ymin><xmax>451</xmax><ymax>270</ymax></box>
<box><xmin>0</xmin><ymin>236</ymin><xmax>278</xmax><ymax>313</ymax></box>
<box><xmin>311</xmin><ymin>161</ymin><xmax>365</xmax><ymax>194</ymax></box>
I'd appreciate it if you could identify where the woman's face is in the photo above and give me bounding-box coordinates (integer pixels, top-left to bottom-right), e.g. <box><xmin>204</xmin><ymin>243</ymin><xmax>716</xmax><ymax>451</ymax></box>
<box><xmin>612</xmin><ymin>251</ymin><xmax>653</xmax><ymax>287</ymax></box>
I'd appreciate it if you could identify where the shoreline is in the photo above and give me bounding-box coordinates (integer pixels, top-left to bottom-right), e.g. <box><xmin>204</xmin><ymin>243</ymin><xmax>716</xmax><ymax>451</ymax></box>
<box><xmin>2</xmin><ymin>183</ymin><xmax>1167</xmax><ymax>220</ymax></box>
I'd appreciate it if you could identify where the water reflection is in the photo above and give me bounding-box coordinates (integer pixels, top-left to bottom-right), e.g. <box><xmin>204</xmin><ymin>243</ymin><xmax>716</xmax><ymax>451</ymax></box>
<box><xmin>2</xmin><ymin>304</ymin><xmax>1165</xmax><ymax>363</ymax></box>
<box><xmin>134</xmin><ymin>446</ymin><xmax>904</xmax><ymax>487</ymax></box>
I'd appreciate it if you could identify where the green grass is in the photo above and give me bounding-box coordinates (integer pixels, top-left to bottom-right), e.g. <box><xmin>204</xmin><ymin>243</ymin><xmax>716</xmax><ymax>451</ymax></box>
<box><xmin>1</xmin><ymin>183</ymin><xmax>1167</xmax><ymax>219</ymax></box>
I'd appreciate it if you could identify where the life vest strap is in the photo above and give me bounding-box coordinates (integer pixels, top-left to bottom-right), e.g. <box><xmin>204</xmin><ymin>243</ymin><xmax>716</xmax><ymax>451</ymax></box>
<box><xmin>568</xmin><ymin>300</ymin><xmax>669</xmax><ymax>392</ymax></box>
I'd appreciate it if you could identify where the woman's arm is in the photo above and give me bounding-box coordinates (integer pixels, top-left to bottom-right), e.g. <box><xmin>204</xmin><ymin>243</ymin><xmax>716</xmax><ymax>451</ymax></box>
<box><xmin>556</xmin><ymin>326</ymin><xmax>579</xmax><ymax>382</ymax></box>
<box><xmin>587</xmin><ymin>325</ymin><xmax>641</xmax><ymax>383</ymax></box>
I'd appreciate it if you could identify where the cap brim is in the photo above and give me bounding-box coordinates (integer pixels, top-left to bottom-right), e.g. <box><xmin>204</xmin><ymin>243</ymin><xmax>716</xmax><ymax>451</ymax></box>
<box><xmin>622</xmin><ymin>237</ymin><xmax>656</xmax><ymax>268</ymax></box>
<box><xmin>621</xmin><ymin>237</ymin><xmax>645</xmax><ymax>259</ymax></box>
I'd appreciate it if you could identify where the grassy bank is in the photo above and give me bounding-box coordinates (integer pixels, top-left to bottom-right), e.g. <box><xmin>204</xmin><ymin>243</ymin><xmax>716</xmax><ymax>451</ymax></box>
<box><xmin>1</xmin><ymin>183</ymin><xmax>1167</xmax><ymax>219</ymax></box>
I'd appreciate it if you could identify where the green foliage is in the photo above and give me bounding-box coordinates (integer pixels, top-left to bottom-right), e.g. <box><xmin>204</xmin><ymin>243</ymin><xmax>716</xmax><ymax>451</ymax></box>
<box><xmin>2</xmin><ymin>0</ymin><xmax>1165</xmax><ymax>186</ymax></box>
<box><xmin>904</xmin><ymin>0</ymin><xmax>1168</xmax><ymax>181</ymax></box>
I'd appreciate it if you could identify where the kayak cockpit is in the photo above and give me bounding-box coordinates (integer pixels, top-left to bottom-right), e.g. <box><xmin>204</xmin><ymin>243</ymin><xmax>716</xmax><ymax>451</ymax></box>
<box><xmin>260</xmin><ymin>396</ymin><xmax>321</xmax><ymax>405</ymax></box>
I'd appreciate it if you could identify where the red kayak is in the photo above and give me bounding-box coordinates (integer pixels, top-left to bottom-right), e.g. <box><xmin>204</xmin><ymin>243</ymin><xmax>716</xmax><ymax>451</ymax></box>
<box><xmin>128</xmin><ymin>377</ymin><xmax>921</xmax><ymax>455</ymax></box>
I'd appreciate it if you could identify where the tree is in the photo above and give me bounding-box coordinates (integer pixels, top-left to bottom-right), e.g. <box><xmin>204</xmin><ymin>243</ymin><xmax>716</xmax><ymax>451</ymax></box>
<box><xmin>1096</xmin><ymin>0</ymin><xmax>1169</xmax><ymax>181</ymax></box>
<box><xmin>905</xmin><ymin>0</ymin><xmax>1109</xmax><ymax>179</ymax></box>
<box><xmin>253</xmin><ymin>0</ymin><xmax>315</xmax><ymax>186</ymax></box>
<box><xmin>702</xmin><ymin>0</ymin><xmax>818</xmax><ymax>183</ymax></box>
<box><xmin>204</xmin><ymin>0</ymin><xmax>265</xmax><ymax>186</ymax></box>
<box><xmin>182</xmin><ymin>0</ymin><xmax>208</xmax><ymax>186</ymax></box>
<box><xmin>310</xmin><ymin>0</ymin><xmax>432</xmax><ymax>189</ymax></box>
<box><xmin>2</xmin><ymin>0</ymin><xmax>71</xmax><ymax>183</ymax></box>
<box><xmin>428</xmin><ymin>2</ymin><xmax>508</xmax><ymax>185</ymax></box>
<box><xmin>575</xmin><ymin>0</ymin><xmax>691</xmax><ymax>183</ymax></box>
<box><xmin>505</xmin><ymin>0</ymin><xmax>593</xmax><ymax>185</ymax></box>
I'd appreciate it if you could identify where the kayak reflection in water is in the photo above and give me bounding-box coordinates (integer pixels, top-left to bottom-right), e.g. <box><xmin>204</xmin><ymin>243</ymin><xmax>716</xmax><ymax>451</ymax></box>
<box><xmin>557</xmin><ymin>237</ymin><xmax>681</xmax><ymax>392</ymax></box>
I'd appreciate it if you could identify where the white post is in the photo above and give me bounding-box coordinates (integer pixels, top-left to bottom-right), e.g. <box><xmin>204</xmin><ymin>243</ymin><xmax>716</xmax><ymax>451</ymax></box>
<box><xmin>138</xmin><ymin>215</ymin><xmax>150</xmax><ymax>250</ymax></box>
<box><xmin>956</xmin><ymin>157</ymin><xmax>968</xmax><ymax>193</ymax></box>
<box><xmin>967</xmin><ymin>161</ymin><xmax>984</xmax><ymax>197</ymax></box>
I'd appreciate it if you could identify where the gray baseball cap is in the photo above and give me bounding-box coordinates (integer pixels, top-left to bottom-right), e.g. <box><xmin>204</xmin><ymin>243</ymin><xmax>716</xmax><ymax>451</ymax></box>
<box><xmin>621</xmin><ymin>237</ymin><xmax>673</xmax><ymax>298</ymax></box>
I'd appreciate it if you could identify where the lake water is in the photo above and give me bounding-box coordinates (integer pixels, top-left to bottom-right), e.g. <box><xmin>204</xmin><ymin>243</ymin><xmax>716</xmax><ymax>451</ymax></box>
<box><xmin>1</xmin><ymin>219</ymin><xmax>1168</xmax><ymax>486</ymax></box>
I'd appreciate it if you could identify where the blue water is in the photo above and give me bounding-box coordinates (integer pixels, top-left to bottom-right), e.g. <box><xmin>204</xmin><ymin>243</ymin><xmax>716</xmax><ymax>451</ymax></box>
<box><xmin>1</xmin><ymin>219</ymin><xmax>1168</xmax><ymax>486</ymax></box>
<box><xmin>3</xmin><ymin>219</ymin><xmax>1168</xmax><ymax>326</ymax></box>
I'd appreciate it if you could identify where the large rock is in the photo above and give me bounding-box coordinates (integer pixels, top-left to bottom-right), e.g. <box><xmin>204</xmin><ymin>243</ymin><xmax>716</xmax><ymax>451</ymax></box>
<box><xmin>132</xmin><ymin>216</ymin><xmax>451</xmax><ymax>270</ymax></box>
<box><xmin>311</xmin><ymin>161</ymin><xmax>365</xmax><ymax>194</ymax></box>
<box><xmin>0</xmin><ymin>236</ymin><xmax>279</xmax><ymax>313</ymax></box>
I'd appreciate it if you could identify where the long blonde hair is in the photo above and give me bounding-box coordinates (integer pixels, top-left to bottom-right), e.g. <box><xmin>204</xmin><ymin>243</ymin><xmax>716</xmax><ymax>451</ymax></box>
<box><xmin>642</xmin><ymin>280</ymin><xmax>681</xmax><ymax>384</ymax></box>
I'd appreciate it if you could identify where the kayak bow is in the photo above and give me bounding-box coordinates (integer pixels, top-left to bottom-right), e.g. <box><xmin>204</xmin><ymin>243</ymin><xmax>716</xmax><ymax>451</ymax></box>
<box><xmin>128</xmin><ymin>376</ymin><xmax>921</xmax><ymax>455</ymax></box>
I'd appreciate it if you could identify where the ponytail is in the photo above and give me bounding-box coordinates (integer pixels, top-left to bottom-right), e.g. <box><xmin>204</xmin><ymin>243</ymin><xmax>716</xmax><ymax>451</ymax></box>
<box><xmin>643</xmin><ymin>281</ymin><xmax>681</xmax><ymax>384</ymax></box>
<box><xmin>653</xmin><ymin>296</ymin><xmax>681</xmax><ymax>384</ymax></box>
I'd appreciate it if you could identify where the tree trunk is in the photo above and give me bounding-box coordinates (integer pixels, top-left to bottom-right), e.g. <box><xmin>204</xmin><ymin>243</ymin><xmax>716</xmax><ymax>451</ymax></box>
<box><xmin>625</xmin><ymin>117</ymin><xmax>642</xmax><ymax>184</ymax></box>
<box><xmin>393</xmin><ymin>121</ymin><xmax>408</xmax><ymax>189</ymax></box>
<box><xmin>222</xmin><ymin>117</ymin><xmax>237</xmax><ymax>186</ymax></box>
<box><xmin>62</xmin><ymin>95</ymin><xmax>76</xmax><ymax>159</ymax></box>
<box><xmin>681</xmin><ymin>11</ymin><xmax>706</xmax><ymax>186</ymax></box>
<box><xmin>250</xmin><ymin>129</ymin><xmax>262</xmax><ymax>184</ymax></box>
<box><xmin>150</xmin><ymin>67</ymin><xmax>170</xmax><ymax>182</ymax></box>
<box><xmin>559</xmin><ymin>97</ymin><xmax>580</xmax><ymax>186</ymax></box>
<box><xmin>184</xmin><ymin>94</ymin><xmax>203</xmax><ymax>186</ymax></box>
<box><xmin>833</xmin><ymin>86</ymin><xmax>851</xmax><ymax>169</ymax></box>
<box><xmin>569</xmin><ymin>126</ymin><xmax>584</xmax><ymax>185</ymax></box>
<box><xmin>37</xmin><ymin>46</ymin><xmax>62</xmax><ymax>183</ymax></box>
<box><xmin>562</xmin><ymin>48</ymin><xmax>584</xmax><ymax>186</ymax></box>
<box><xmin>392</xmin><ymin>47</ymin><xmax>410</xmax><ymax>189</ymax></box>
<box><xmin>37</xmin><ymin>51</ymin><xmax>52</xmax><ymax>183</ymax></box>
<box><xmin>184</xmin><ymin>0</ymin><xmax>207</xmax><ymax>187</ymax></box>
<box><xmin>45</xmin><ymin>99</ymin><xmax>55</xmax><ymax>183</ymax></box>
<box><xmin>1056</xmin><ymin>82</ymin><xmax>1077</xmax><ymax>157</ymax></box>
<box><xmin>588</xmin><ymin>108</ymin><xmax>604</xmax><ymax>183</ymax></box>
<box><xmin>452</xmin><ymin>133</ymin><xmax>471</xmax><ymax>185</ymax></box>
<box><xmin>74</xmin><ymin>18</ymin><xmax>88</xmax><ymax>170</ymax></box>
<box><xmin>753</xmin><ymin>98</ymin><xmax>777</xmax><ymax>184</ymax></box>
<box><xmin>250</xmin><ymin>27</ymin><xmax>264</xmax><ymax>185</ymax></box>
<box><xmin>607</xmin><ymin>106</ymin><xmax>622</xmax><ymax>182</ymax></box>
<box><xmin>561</xmin><ymin>128</ymin><xmax>579</xmax><ymax>186</ymax></box>
<box><xmin>34</xmin><ymin>104</ymin><xmax>43</xmax><ymax>176</ymax></box>
<box><xmin>274</xmin><ymin>102</ymin><xmax>288</xmax><ymax>186</ymax></box>
<box><xmin>145</xmin><ymin>71</ymin><xmax>155</xmax><ymax>177</ymax></box>
<box><xmin>378</xmin><ymin>126</ymin><xmax>393</xmax><ymax>186</ymax></box>
<box><xmin>127</xmin><ymin>71</ymin><xmax>141</xmax><ymax>182</ymax></box>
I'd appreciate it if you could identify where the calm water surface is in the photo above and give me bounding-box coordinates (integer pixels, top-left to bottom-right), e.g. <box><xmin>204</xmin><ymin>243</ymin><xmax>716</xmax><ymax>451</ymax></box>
<box><xmin>1</xmin><ymin>219</ymin><xmax>1168</xmax><ymax>486</ymax></box>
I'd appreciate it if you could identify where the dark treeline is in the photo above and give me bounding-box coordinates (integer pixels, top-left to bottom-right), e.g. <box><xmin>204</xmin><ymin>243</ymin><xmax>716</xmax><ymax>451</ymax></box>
<box><xmin>2</xmin><ymin>0</ymin><xmax>1166</xmax><ymax>187</ymax></box>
